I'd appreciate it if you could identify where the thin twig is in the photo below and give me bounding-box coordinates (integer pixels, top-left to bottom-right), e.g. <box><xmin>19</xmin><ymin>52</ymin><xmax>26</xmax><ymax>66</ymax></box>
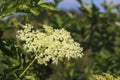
<box><xmin>19</xmin><ymin>58</ymin><xmax>36</xmax><ymax>78</ymax></box>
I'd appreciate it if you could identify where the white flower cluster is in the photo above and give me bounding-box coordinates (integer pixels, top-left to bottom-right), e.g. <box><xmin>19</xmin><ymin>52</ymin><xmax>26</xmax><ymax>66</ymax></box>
<box><xmin>17</xmin><ymin>24</ymin><xmax>83</xmax><ymax>65</ymax></box>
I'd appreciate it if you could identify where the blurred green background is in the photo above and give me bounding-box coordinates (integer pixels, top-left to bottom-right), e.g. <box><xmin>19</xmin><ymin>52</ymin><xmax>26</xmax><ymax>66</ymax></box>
<box><xmin>0</xmin><ymin>0</ymin><xmax>120</xmax><ymax>80</ymax></box>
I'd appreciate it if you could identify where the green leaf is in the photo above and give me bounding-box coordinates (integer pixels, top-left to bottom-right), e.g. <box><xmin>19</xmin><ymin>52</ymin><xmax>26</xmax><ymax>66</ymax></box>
<box><xmin>40</xmin><ymin>4</ymin><xmax>55</xmax><ymax>10</ymax></box>
<box><xmin>37</xmin><ymin>0</ymin><xmax>44</xmax><ymax>5</ymax></box>
<box><xmin>18</xmin><ymin>4</ymin><xmax>29</xmax><ymax>10</ymax></box>
<box><xmin>7</xmin><ymin>3</ymin><xmax>15</xmax><ymax>9</ymax></box>
<box><xmin>30</xmin><ymin>8</ymin><xmax>39</xmax><ymax>16</ymax></box>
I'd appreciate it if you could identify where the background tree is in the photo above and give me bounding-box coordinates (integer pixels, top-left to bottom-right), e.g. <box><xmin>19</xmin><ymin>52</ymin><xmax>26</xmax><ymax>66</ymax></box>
<box><xmin>0</xmin><ymin>0</ymin><xmax>120</xmax><ymax>80</ymax></box>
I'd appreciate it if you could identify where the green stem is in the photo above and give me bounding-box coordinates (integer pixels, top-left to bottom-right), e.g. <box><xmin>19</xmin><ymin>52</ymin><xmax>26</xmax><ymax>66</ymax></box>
<box><xmin>19</xmin><ymin>58</ymin><xmax>36</xmax><ymax>78</ymax></box>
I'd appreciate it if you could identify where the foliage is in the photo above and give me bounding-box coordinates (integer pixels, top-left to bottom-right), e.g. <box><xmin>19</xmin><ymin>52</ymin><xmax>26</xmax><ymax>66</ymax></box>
<box><xmin>0</xmin><ymin>0</ymin><xmax>120</xmax><ymax>80</ymax></box>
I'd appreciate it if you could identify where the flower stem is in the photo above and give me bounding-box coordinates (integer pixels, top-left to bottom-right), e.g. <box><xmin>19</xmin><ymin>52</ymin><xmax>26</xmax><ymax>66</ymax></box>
<box><xmin>19</xmin><ymin>58</ymin><xmax>36</xmax><ymax>78</ymax></box>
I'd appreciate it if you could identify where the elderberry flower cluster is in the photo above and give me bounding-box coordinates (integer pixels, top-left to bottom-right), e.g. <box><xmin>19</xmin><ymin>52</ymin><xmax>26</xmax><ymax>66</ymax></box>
<box><xmin>17</xmin><ymin>24</ymin><xmax>83</xmax><ymax>65</ymax></box>
<box><xmin>93</xmin><ymin>73</ymin><xmax>120</xmax><ymax>80</ymax></box>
